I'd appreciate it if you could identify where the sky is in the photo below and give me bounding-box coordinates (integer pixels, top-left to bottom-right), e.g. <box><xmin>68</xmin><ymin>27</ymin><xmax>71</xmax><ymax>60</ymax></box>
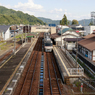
<box><xmin>0</xmin><ymin>0</ymin><xmax>95</xmax><ymax>20</ymax></box>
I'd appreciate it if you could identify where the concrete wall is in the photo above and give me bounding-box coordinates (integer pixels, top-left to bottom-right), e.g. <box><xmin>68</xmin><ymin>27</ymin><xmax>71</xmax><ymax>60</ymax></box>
<box><xmin>31</xmin><ymin>27</ymin><xmax>36</xmax><ymax>32</ymax></box>
<box><xmin>31</xmin><ymin>26</ymin><xmax>56</xmax><ymax>34</ymax></box>
<box><xmin>31</xmin><ymin>26</ymin><xmax>50</xmax><ymax>33</ymax></box>
<box><xmin>67</xmin><ymin>43</ymin><xmax>75</xmax><ymax>50</ymax></box>
<box><xmin>3</xmin><ymin>28</ymin><xmax>10</xmax><ymax>40</ymax></box>
<box><xmin>36</xmin><ymin>29</ymin><xmax>50</xmax><ymax>32</ymax></box>
<box><xmin>84</xmin><ymin>26</ymin><xmax>95</xmax><ymax>36</ymax></box>
<box><xmin>51</xmin><ymin>27</ymin><xmax>56</xmax><ymax>34</ymax></box>
<box><xmin>93</xmin><ymin>50</ymin><xmax>95</xmax><ymax>61</ymax></box>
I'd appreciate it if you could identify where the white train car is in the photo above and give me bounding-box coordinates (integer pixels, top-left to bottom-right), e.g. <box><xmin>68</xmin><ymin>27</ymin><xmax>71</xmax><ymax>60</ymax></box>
<box><xmin>44</xmin><ymin>32</ymin><xmax>53</xmax><ymax>52</ymax></box>
<box><xmin>44</xmin><ymin>39</ymin><xmax>53</xmax><ymax>52</ymax></box>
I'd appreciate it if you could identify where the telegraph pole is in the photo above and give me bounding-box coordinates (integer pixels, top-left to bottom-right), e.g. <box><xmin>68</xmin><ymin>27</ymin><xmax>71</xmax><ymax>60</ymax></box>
<box><xmin>25</xmin><ymin>25</ymin><xmax>26</xmax><ymax>43</ymax></box>
<box><xmin>76</xmin><ymin>37</ymin><xmax>78</xmax><ymax>67</ymax></box>
<box><xmin>14</xmin><ymin>30</ymin><xmax>16</xmax><ymax>54</ymax></box>
<box><xmin>61</xmin><ymin>25</ymin><xmax>62</xmax><ymax>46</ymax></box>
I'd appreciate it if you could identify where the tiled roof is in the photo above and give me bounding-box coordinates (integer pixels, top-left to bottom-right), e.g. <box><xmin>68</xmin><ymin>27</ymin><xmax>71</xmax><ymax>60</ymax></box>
<box><xmin>0</xmin><ymin>25</ymin><xmax>10</xmax><ymax>33</ymax></box>
<box><xmin>83</xmin><ymin>33</ymin><xmax>95</xmax><ymax>39</ymax></box>
<box><xmin>78</xmin><ymin>37</ymin><xmax>95</xmax><ymax>51</ymax></box>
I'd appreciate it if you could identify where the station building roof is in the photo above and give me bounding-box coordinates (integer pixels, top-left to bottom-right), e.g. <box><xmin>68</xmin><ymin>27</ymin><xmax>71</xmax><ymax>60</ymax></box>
<box><xmin>83</xmin><ymin>33</ymin><xmax>95</xmax><ymax>39</ymax></box>
<box><xmin>78</xmin><ymin>35</ymin><xmax>95</xmax><ymax>51</ymax></box>
<box><xmin>0</xmin><ymin>25</ymin><xmax>10</xmax><ymax>33</ymax></box>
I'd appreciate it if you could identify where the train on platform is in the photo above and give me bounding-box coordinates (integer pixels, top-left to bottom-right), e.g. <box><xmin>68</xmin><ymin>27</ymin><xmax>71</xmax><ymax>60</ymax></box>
<box><xmin>44</xmin><ymin>32</ymin><xmax>53</xmax><ymax>52</ymax></box>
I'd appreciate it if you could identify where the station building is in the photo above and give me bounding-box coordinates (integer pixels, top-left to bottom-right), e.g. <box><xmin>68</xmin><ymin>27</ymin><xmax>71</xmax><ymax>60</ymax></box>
<box><xmin>84</xmin><ymin>26</ymin><xmax>95</xmax><ymax>36</ymax></box>
<box><xmin>51</xmin><ymin>28</ymin><xmax>82</xmax><ymax>50</ymax></box>
<box><xmin>78</xmin><ymin>33</ymin><xmax>95</xmax><ymax>62</ymax></box>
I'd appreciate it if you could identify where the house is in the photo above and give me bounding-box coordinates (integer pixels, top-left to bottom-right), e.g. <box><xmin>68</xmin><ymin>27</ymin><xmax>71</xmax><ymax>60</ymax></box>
<box><xmin>51</xmin><ymin>28</ymin><xmax>81</xmax><ymax>50</ymax></box>
<box><xmin>84</xmin><ymin>25</ymin><xmax>95</xmax><ymax>36</ymax></box>
<box><xmin>64</xmin><ymin>38</ymin><xmax>83</xmax><ymax>50</ymax></box>
<box><xmin>78</xmin><ymin>33</ymin><xmax>95</xmax><ymax>61</ymax></box>
<box><xmin>0</xmin><ymin>25</ymin><xmax>10</xmax><ymax>41</ymax></box>
<box><xmin>70</xmin><ymin>24</ymin><xmax>85</xmax><ymax>36</ymax></box>
<box><xmin>23</xmin><ymin>25</ymin><xmax>31</xmax><ymax>33</ymax></box>
<box><xmin>70</xmin><ymin>24</ymin><xmax>84</xmax><ymax>30</ymax></box>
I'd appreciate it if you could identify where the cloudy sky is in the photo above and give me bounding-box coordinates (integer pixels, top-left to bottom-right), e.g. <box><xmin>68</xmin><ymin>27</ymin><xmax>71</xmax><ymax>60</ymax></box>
<box><xmin>0</xmin><ymin>0</ymin><xmax>95</xmax><ymax>20</ymax></box>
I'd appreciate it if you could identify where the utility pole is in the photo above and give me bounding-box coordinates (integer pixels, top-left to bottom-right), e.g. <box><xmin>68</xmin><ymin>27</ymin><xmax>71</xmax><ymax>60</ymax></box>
<box><xmin>76</xmin><ymin>37</ymin><xmax>78</xmax><ymax>67</ymax></box>
<box><xmin>25</xmin><ymin>25</ymin><xmax>26</xmax><ymax>43</ymax></box>
<box><xmin>28</xmin><ymin>24</ymin><xmax>29</xmax><ymax>33</ymax></box>
<box><xmin>61</xmin><ymin>25</ymin><xmax>62</xmax><ymax>46</ymax></box>
<box><xmin>14</xmin><ymin>30</ymin><xmax>16</xmax><ymax>54</ymax></box>
<box><xmin>22</xmin><ymin>34</ymin><xmax>23</xmax><ymax>45</ymax></box>
<box><xmin>65</xmin><ymin>36</ymin><xmax>66</xmax><ymax>54</ymax></box>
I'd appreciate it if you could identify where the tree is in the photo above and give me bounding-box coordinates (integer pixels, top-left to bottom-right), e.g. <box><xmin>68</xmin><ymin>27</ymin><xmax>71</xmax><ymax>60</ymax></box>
<box><xmin>89</xmin><ymin>22</ymin><xmax>93</xmax><ymax>26</ymax></box>
<box><xmin>60</xmin><ymin>14</ymin><xmax>68</xmax><ymax>25</ymax></box>
<box><xmin>72</xmin><ymin>19</ymin><xmax>79</xmax><ymax>25</ymax></box>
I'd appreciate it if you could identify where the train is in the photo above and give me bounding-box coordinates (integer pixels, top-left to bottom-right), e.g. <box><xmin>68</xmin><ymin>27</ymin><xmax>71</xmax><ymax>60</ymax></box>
<box><xmin>44</xmin><ymin>32</ymin><xmax>53</xmax><ymax>52</ymax></box>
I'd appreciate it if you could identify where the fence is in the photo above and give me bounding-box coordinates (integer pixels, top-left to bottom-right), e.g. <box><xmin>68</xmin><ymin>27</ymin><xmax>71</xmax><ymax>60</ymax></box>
<box><xmin>61</xmin><ymin>46</ymin><xmax>84</xmax><ymax>76</ymax></box>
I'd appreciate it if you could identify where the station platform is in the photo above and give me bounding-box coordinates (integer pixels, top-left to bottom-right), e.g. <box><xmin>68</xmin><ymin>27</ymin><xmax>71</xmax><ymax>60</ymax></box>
<box><xmin>53</xmin><ymin>46</ymin><xmax>84</xmax><ymax>84</ymax></box>
<box><xmin>0</xmin><ymin>38</ymin><xmax>37</xmax><ymax>95</ymax></box>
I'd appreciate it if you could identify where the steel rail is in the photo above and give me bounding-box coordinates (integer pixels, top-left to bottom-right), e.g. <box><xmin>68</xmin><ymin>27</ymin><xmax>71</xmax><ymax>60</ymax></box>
<box><xmin>19</xmin><ymin>39</ymin><xmax>39</xmax><ymax>95</ymax></box>
<box><xmin>29</xmin><ymin>38</ymin><xmax>42</xmax><ymax>95</ymax></box>
<box><xmin>47</xmin><ymin>53</ymin><xmax>53</xmax><ymax>95</ymax></box>
<box><xmin>51</xmin><ymin>53</ymin><xmax>62</xmax><ymax>95</ymax></box>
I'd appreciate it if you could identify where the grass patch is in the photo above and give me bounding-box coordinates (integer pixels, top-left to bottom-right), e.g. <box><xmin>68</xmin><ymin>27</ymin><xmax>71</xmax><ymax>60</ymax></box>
<box><xmin>15</xmin><ymin>33</ymin><xmax>25</xmax><ymax>39</ymax></box>
<box><xmin>0</xmin><ymin>42</ymin><xmax>14</xmax><ymax>50</ymax></box>
<box><xmin>0</xmin><ymin>41</ymin><xmax>4</xmax><ymax>44</ymax></box>
<box><xmin>74</xmin><ymin>81</ymin><xmax>81</xmax><ymax>87</ymax></box>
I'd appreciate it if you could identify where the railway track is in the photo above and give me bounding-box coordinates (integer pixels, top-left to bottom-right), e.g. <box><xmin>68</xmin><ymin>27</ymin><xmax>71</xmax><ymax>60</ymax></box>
<box><xmin>13</xmin><ymin>34</ymin><xmax>42</xmax><ymax>95</ymax></box>
<box><xmin>47</xmin><ymin>52</ymin><xmax>62</xmax><ymax>95</ymax></box>
<box><xmin>13</xmin><ymin>33</ymin><xmax>70</xmax><ymax>95</ymax></box>
<box><xmin>0</xmin><ymin>40</ymin><xmax>21</xmax><ymax>65</ymax></box>
<box><xmin>44</xmin><ymin>51</ymin><xmax>64</xmax><ymax>95</ymax></box>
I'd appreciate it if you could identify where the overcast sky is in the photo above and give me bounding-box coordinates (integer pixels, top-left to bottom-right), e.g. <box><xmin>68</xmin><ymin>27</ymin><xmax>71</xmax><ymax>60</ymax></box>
<box><xmin>0</xmin><ymin>0</ymin><xmax>95</xmax><ymax>20</ymax></box>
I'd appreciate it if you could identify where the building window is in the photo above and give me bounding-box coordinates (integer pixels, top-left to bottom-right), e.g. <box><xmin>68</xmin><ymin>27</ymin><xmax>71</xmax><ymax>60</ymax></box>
<box><xmin>85</xmin><ymin>50</ymin><xmax>88</xmax><ymax>57</ymax></box>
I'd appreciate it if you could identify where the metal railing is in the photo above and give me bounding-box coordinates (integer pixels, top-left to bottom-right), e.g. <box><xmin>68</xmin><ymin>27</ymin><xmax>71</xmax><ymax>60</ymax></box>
<box><xmin>68</xmin><ymin>68</ymin><xmax>84</xmax><ymax>76</ymax></box>
<box><xmin>61</xmin><ymin>46</ymin><xmax>84</xmax><ymax>76</ymax></box>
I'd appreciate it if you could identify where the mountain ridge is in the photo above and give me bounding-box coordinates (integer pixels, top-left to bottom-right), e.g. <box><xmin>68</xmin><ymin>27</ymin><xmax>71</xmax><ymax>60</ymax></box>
<box><xmin>0</xmin><ymin>6</ymin><xmax>46</xmax><ymax>25</ymax></box>
<box><xmin>37</xmin><ymin>17</ymin><xmax>91</xmax><ymax>26</ymax></box>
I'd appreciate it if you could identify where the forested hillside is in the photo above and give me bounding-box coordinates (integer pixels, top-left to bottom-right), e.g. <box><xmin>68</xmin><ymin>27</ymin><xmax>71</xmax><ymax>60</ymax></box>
<box><xmin>0</xmin><ymin>6</ymin><xmax>46</xmax><ymax>25</ymax></box>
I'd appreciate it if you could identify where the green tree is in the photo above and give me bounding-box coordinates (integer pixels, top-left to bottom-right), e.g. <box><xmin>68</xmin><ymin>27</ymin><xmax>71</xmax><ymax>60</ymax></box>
<box><xmin>60</xmin><ymin>20</ymin><xmax>62</xmax><ymax>25</ymax></box>
<box><xmin>89</xmin><ymin>22</ymin><xmax>93</xmax><ymax>26</ymax></box>
<box><xmin>60</xmin><ymin>14</ymin><xmax>68</xmax><ymax>25</ymax></box>
<box><xmin>72</xmin><ymin>19</ymin><xmax>79</xmax><ymax>25</ymax></box>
